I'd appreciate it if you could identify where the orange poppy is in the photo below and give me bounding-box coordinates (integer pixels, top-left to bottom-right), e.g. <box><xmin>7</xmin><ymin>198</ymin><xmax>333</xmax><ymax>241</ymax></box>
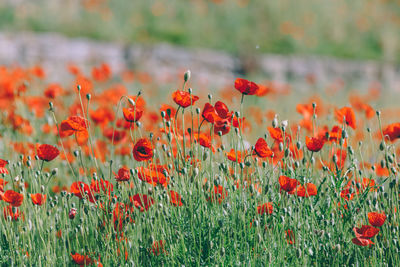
<box><xmin>305</xmin><ymin>136</ymin><xmax>324</xmax><ymax>152</ymax></box>
<box><xmin>296</xmin><ymin>183</ymin><xmax>317</xmax><ymax>197</ymax></box>
<box><xmin>0</xmin><ymin>159</ymin><xmax>8</xmax><ymax>174</ymax></box>
<box><xmin>30</xmin><ymin>193</ymin><xmax>47</xmax><ymax>206</ymax></box>
<box><xmin>368</xmin><ymin>212</ymin><xmax>386</xmax><ymax>227</ymax></box>
<box><xmin>122</xmin><ymin>107</ymin><xmax>143</xmax><ymax>123</ymax></box>
<box><xmin>2</xmin><ymin>190</ymin><xmax>24</xmax><ymax>207</ymax></box>
<box><xmin>114</xmin><ymin>167</ymin><xmax>130</xmax><ymax>182</ymax></box>
<box><xmin>335</xmin><ymin>107</ymin><xmax>356</xmax><ymax>129</ymax></box>
<box><xmin>169</xmin><ymin>190</ymin><xmax>183</xmax><ymax>207</ymax></box>
<box><xmin>172</xmin><ymin>90</ymin><xmax>199</xmax><ymax>108</ymax></box>
<box><xmin>132</xmin><ymin>138</ymin><xmax>153</xmax><ymax>161</ymax></box>
<box><xmin>257</xmin><ymin>202</ymin><xmax>273</xmax><ymax>215</ymax></box>
<box><xmin>253</xmin><ymin>138</ymin><xmax>273</xmax><ymax>158</ymax></box>
<box><xmin>234</xmin><ymin>78</ymin><xmax>259</xmax><ymax>95</ymax></box>
<box><xmin>130</xmin><ymin>194</ymin><xmax>154</xmax><ymax>212</ymax></box>
<box><xmin>278</xmin><ymin>176</ymin><xmax>299</xmax><ymax>194</ymax></box>
<box><xmin>36</xmin><ymin>144</ymin><xmax>60</xmax><ymax>162</ymax></box>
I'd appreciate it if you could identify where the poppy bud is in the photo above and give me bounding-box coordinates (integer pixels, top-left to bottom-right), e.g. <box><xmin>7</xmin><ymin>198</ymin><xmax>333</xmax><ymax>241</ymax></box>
<box><xmin>49</xmin><ymin>102</ymin><xmax>54</xmax><ymax>111</ymax></box>
<box><xmin>376</xmin><ymin>110</ymin><xmax>381</xmax><ymax>117</ymax></box>
<box><xmin>281</xmin><ymin>120</ymin><xmax>288</xmax><ymax>129</ymax></box>
<box><xmin>208</xmin><ymin>94</ymin><xmax>212</xmax><ymax>101</ymax></box>
<box><xmin>184</xmin><ymin>70</ymin><xmax>191</xmax><ymax>82</ymax></box>
<box><xmin>86</xmin><ymin>94</ymin><xmax>91</xmax><ymax>100</ymax></box>
<box><xmin>73</xmin><ymin>150</ymin><xmax>79</xmax><ymax>157</ymax></box>
<box><xmin>51</xmin><ymin>168</ymin><xmax>58</xmax><ymax>176</ymax></box>
<box><xmin>272</xmin><ymin>117</ymin><xmax>278</xmax><ymax>128</ymax></box>
<box><xmin>135</xmin><ymin>121</ymin><xmax>141</xmax><ymax>128</ymax></box>
<box><xmin>188</xmin><ymin>88</ymin><xmax>193</xmax><ymax>94</ymax></box>
<box><xmin>148</xmin><ymin>187</ymin><xmax>153</xmax><ymax>195</ymax></box>
<box><xmin>165</xmin><ymin>121</ymin><xmax>170</xmax><ymax>127</ymax></box>
<box><xmin>279</xmin><ymin>142</ymin><xmax>284</xmax><ymax>152</ymax></box>
<box><xmin>161</xmin><ymin>111</ymin><xmax>166</xmax><ymax>118</ymax></box>
<box><xmin>387</xmin><ymin>155</ymin><xmax>394</xmax><ymax>163</ymax></box>
<box><xmin>196</xmin><ymin>108</ymin><xmax>201</xmax><ymax>114</ymax></box>
<box><xmin>379</xmin><ymin>142</ymin><xmax>385</xmax><ymax>151</ymax></box>
<box><xmin>77</xmin><ymin>85</ymin><xmax>81</xmax><ymax>91</ymax></box>
<box><xmin>296</xmin><ymin>141</ymin><xmax>301</xmax><ymax>150</ymax></box>
<box><xmin>69</xmin><ymin>208</ymin><xmax>77</xmax><ymax>219</ymax></box>
<box><xmin>26</xmin><ymin>160</ymin><xmax>31</xmax><ymax>167</ymax></box>
<box><xmin>380</xmin><ymin>159</ymin><xmax>386</xmax><ymax>168</ymax></box>
<box><xmin>391</xmin><ymin>167</ymin><xmax>396</xmax><ymax>174</ymax></box>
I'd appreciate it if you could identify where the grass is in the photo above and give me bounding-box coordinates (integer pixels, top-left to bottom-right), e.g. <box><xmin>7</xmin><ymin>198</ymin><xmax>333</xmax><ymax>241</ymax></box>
<box><xmin>0</xmin><ymin>64</ymin><xmax>399</xmax><ymax>266</ymax></box>
<box><xmin>1</xmin><ymin>0</ymin><xmax>400</xmax><ymax>61</ymax></box>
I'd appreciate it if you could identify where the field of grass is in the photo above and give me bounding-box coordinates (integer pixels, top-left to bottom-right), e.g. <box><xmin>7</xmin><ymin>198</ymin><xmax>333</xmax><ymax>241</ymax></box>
<box><xmin>1</xmin><ymin>0</ymin><xmax>400</xmax><ymax>61</ymax></box>
<box><xmin>0</xmin><ymin>63</ymin><xmax>399</xmax><ymax>266</ymax></box>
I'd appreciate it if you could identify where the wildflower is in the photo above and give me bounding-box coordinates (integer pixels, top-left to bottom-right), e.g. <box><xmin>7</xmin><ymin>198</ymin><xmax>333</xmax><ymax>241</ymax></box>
<box><xmin>36</xmin><ymin>144</ymin><xmax>60</xmax><ymax>162</ymax></box>
<box><xmin>169</xmin><ymin>190</ymin><xmax>183</xmax><ymax>207</ymax></box>
<box><xmin>71</xmin><ymin>253</ymin><xmax>93</xmax><ymax>266</ymax></box>
<box><xmin>285</xmin><ymin>229</ymin><xmax>295</xmax><ymax>245</ymax></box>
<box><xmin>305</xmin><ymin>136</ymin><xmax>325</xmax><ymax>152</ymax></box>
<box><xmin>122</xmin><ymin>107</ymin><xmax>143</xmax><ymax>123</ymax></box>
<box><xmin>368</xmin><ymin>212</ymin><xmax>386</xmax><ymax>227</ymax></box>
<box><xmin>3</xmin><ymin>205</ymin><xmax>22</xmax><ymax>221</ymax></box>
<box><xmin>60</xmin><ymin>116</ymin><xmax>89</xmax><ymax>145</ymax></box>
<box><xmin>132</xmin><ymin>138</ymin><xmax>153</xmax><ymax>161</ymax></box>
<box><xmin>278</xmin><ymin>176</ymin><xmax>299</xmax><ymax>195</ymax></box>
<box><xmin>214</xmin><ymin>117</ymin><xmax>231</xmax><ymax>136</ymax></box>
<box><xmin>208</xmin><ymin>185</ymin><xmax>228</xmax><ymax>204</ymax></box>
<box><xmin>30</xmin><ymin>193</ymin><xmax>47</xmax><ymax>206</ymax></box>
<box><xmin>172</xmin><ymin>90</ymin><xmax>199</xmax><ymax>108</ymax></box>
<box><xmin>150</xmin><ymin>240</ymin><xmax>166</xmax><ymax>256</ymax></box>
<box><xmin>130</xmin><ymin>194</ymin><xmax>154</xmax><ymax>212</ymax></box>
<box><xmin>296</xmin><ymin>183</ymin><xmax>318</xmax><ymax>197</ymax></box>
<box><xmin>226</xmin><ymin>149</ymin><xmax>243</xmax><ymax>163</ymax></box>
<box><xmin>234</xmin><ymin>78</ymin><xmax>259</xmax><ymax>95</ymax></box>
<box><xmin>335</xmin><ymin>107</ymin><xmax>356</xmax><ymax>129</ymax></box>
<box><xmin>70</xmin><ymin>181</ymin><xmax>96</xmax><ymax>203</ymax></box>
<box><xmin>114</xmin><ymin>167</ymin><xmax>130</xmax><ymax>182</ymax></box>
<box><xmin>0</xmin><ymin>159</ymin><xmax>9</xmax><ymax>174</ymax></box>
<box><xmin>253</xmin><ymin>138</ymin><xmax>273</xmax><ymax>158</ymax></box>
<box><xmin>69</xmin><ymin>208</ymin><xmax>77</xmax><ymax>219</ymax></box>
<box><xmin>2</xmin><ymin>190</ymin><xmax>24</xmax><ymax>207</ymax></box>
<box><xmin>257</xmin><ymin>202</ymin><xmax>273</xmax><ymax>215</ymax></box>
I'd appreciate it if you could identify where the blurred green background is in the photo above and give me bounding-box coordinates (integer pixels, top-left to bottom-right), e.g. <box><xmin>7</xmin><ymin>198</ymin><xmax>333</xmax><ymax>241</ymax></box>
<box><xmin>1</xmin><ymin>0</ymin><xmax>400</xmax><ymax>61</ymax></box>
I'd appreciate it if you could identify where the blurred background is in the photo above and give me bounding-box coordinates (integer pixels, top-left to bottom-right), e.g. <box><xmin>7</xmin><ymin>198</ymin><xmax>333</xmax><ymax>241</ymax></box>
<box><xmin>1</xmin><ymin>0</ymin><xmax>400</xmax><ymax>89</ymax></box>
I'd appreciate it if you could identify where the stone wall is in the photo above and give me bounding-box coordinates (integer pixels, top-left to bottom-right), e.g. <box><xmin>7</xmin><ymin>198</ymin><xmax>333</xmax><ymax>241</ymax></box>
<box><xmin>0</xmin><ymin>31</ymin><xmax>399</xmax><ymax>89</ymax></box>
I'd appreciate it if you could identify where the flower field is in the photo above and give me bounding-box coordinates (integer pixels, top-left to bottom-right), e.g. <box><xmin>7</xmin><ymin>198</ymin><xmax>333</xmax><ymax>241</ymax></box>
<box><xmin>0</xmin><ymin>64</ymin><xmax>400</xmax><ymax>266</ymax></box>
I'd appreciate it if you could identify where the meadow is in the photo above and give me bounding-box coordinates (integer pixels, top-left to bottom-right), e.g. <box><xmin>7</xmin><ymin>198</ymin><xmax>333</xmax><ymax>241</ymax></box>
<box><xmin>0</xmin><ymin>63</ymin><xmax>399</xmax><ymax>266</ymax></box>
<box><xmin>1</xmin><ymin>0</ymin><xmax>400</xmax><ymax>61</ymax></box>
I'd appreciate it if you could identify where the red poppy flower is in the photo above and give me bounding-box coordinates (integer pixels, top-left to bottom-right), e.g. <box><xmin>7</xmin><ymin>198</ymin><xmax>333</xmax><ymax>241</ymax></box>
<box><xmin>226</xmin><ymin>149</ymin><xmax>243</xmax><ymax>163</ymax></box>
<box><xmin>2</xmin><ymin>190</ymin><xmax>24</xmax><ymax>207</ymax></box>
<box><xmin>90</xmin><ymin>179</ymin><xmax>113</xmax><ymax>195</ymax></box>
<box><xmin>71</xmin><ymin>253</ymin><xmax>94</xmax><ymax>266</ymax></box>
<box><xmin>368</xmin><ymin>212</ymin><xmax>386</xmax><ymax>227</ymax></box>
<box><xmin>70</xmin><ymin>181</ymin><xmax>96</xmax><ymax>203</ymax></box>
<box><xmin>202</xmin><ymin>103</ymin><xmax>218</xmax><ymax>124</ymax></box>
<box><xmin>208</xmin><ymin>185</ymin><xmax>228</xmax><ymax>204</ymax></box>
<box><xmin>0</xmin><ymin>159</ymin><xmax>8</xmax><ymax>174</ymax></box>
<box><xmin>296</xmin><ymin>183</ymin><xmax>317</xmax><ymax>197</ymax></box>
<box><xmin>278</xmin><ymin>176</ymin><xmax>299</xmax><ymax>194</ymax></box>
<box><xmin>234</xmin><ymin>78</ymin><xmax>259</xmax><ymax>95</ymax></box>
<box><xmin>3</xmin><ymin>205</ymin><xmax>22</xmax><ymax>221</ymax></box>
<box><xmin>132</xmin><ymin>138</ymin><xmax>153</xmax><ymax>162</ymax></box>
<box><xmin>30</xmin><ymin>193</ymin><xmax>47</xmax><ymax>206</ymax></box>
<box><xmin>36</xmin><ymin>144</ymin><xmax>60</xmax><ymax>162</ymax></box>
<box><xmin>172</xmin><ymin>90</ymin><xmax>199</xmax><ymax>108</ymax></box>
<box><xmin>257</xmin><ymin>202</ymin><xmax>273</xmax><ymax>215</ymax></box>
<box><xmin>253</xmin><ymin>138</ymin><xmax>273</xmax><ymax>158</ymax></box>
<box><xmin>335</xmin><ymin>107</ymin><xmax>356</xmax><ymax>129</ymax></box>
<box><xmin>151</xmin><ymin>240</ymin><xmax>166</xmax><ymax>256</ymax></box>
<box><xmin>268</xmin><ymin>127</ymin><xmax>285</xmax><ymax>143</ymax></box>
<box><xmin>214</xmin><ymin>117</ymin><xmax>231</xmax><ymax>136</ymax></box>
<box><xmin>382</xmin><ymin>123</ymin><xmax>400</xmax><ymax>142</ymax></box>
<box><xmin>137</xmin><ymin>167</ymin><xmax>169</xmax><ymax>187</ymax></box>
<box><xmin>214</xmin><ymin>101</ymin><xmax>231</xmax><ymax>119</ymax></box>
<box><xmin>130</xmin><ymin>194</ymin><xmax>154</xmax><ymax>212</ymax></box>
<box><xmin>114</xmin><ymin>167</ymin><xmax>130</xmax><ymax>182</ymax></box>
<box><xmin>169</xmin><ymin>190</ymin><xmax>183</xmax><ymax>207</ymax></box>
<box><xmin>353</xmin><ymin>225</ymin><xmax>379</xmax><ymax>239</ymax></box>
<box><xmin>351</xmin><ymin>237</ymin><xmax>374</xmax><ymax>247</ymax></box>
<box><xmin>305</xmin><ymin>136</ymin><xmax>325</xmax><ymax>152</ymax></box>
<box><xmin>160</xmin><ymin>104</ymin><xmax>176</xmax><ymax>121</ymax></box>
<box><xmin>0</xmin><ymin>178</ymin><xmax>8</xmax><ymax>191</ymax></box>
<box><xmin>60</xmin><ymin>116</ymin><xmax>89</xmax><ymax>145</ymax></box>
<box><xmin>285</xmin><ymin>229</ymin><xmax>295</xmax><ymax>245</ymax></box>
<box><xmin>122</xmin><ymin>107</ymin><xmax>143</xmax><ymax>123</ymax></box>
